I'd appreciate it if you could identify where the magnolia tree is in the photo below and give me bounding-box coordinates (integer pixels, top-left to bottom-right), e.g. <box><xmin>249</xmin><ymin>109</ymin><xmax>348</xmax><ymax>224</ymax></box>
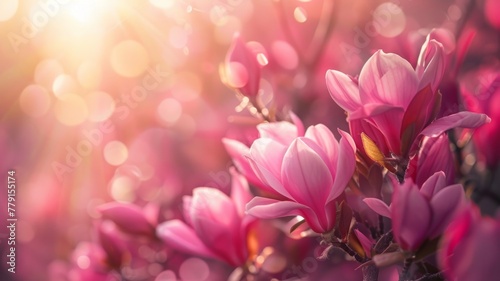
<box><xmin>58</xmin><ymin>2</ymin><xmax>500</xmax><ymax>281</ymax></box>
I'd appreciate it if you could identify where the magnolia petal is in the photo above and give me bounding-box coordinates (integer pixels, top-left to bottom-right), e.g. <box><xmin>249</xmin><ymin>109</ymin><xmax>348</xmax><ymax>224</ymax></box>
<box><xmin>354</xmin><ymin>229</ymin><xmax>374</xmax><ymax>258</ymax></box>
<box><xmin>289</xmin><ymin>111</ymin><xmax>305</xmax><ymax>137</ymax></box>
<box><xmin>246</xmin><ymin>197</ymin><xmax>308</xmax><ymax>219</ymax></box>
<box><xmin>326</xmin><ymin>70</ymin><xmax>361</xmax><ymax>112</ymax></box>
<box><xmin>257</xmin><ymin>121</ymin><xmax>300</xmax><ymax>145</ymax></box>
<box><xmin>359</xmin><ymin>50</ymin><xmax>418</xmax><ymax>109</ymax></box>
<box><xmin>305</xmin><ymin>124</ymin><xmax>339</xmax><ymax>174</ymax></box>
<box><xmin>416</xmin><ymin>39</ymin><xmax>446</xmax><ymax>92</ymax></box>
<box><xmin>428</xmin><ymin>184</ymin><xmax>465</xmax><ymax>238</ymax></box>
<box><xmin>229</xmin><ymin>167</ymin><xmax>253</xmax><ymax>217</ymax></box>
<box><xmin>226</xmin><ymin>34</ymin><xmax>260</xmax><ymax>97</ymax></box>
<box><xmin>98</xmin><ymin>203</ymin><xmax>154</xmax><ymax>237</ymax></box>
<box><xmin>328</xmin><ymin>131</ymin><xmax>356</xmax><ymax>202</ymax></box>
<box><xmin>156</xmin><ymin>220</ymin><xmax>217</xmax><ymax>259</ymax></box>
<box><xmin>392</xmin><ymin>181</ymin><xmax>431</xmax><ymax>251</ymax></box>
<box><xmin>363</xmin><ymin>198</ymin><xmax>391</xmax><ymax>218</ymax></box>
<box><xmin>419</xmin><ymin>112</ymin><xmax>491</xmax><ymax>138</ymax></box>
<box><xmin>222</xmin><ymin>138</ymin><xmax>263</xmax><ymax>189</ymax></box>
<box><xmin>282</xmin><ymin>138</ymin><xmax>333</xmax><ymax>210</ymax></box>
<box><xmin>420</xmin><ymin>171</ymin><xmax>447</xmax><ymax>199</ymax></box>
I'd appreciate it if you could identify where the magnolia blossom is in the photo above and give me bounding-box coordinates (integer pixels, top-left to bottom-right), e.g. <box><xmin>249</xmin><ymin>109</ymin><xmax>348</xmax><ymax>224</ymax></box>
<box><xmin>364</xmin><ymin>172</ymin><xmax>465</xmax><ymax>251</ymax></box>
<box><xmin>156</xmin><ymin>169</ymin><xmax>255</xmax><ymax>266</ymax></box>
<box><xmin>326</xmin><ymin>34</ymin><xmax>490</xmax><ymax>177</ymax></box>
<box><xmin>438</xmin><ymin>205</ymin><xmax>500</xmax><ymax>281</ymax></box>
<box><xmin>245</xmin><ymin>124</ymin><xmax>356</xmax><ymax>234</ymax></box>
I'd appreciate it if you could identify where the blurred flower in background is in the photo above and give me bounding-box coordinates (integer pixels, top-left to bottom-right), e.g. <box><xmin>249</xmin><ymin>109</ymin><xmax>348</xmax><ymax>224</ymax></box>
<box><xmin>0</xmin><ymin>0</ymin><xmax>499</xmax><ymax>280</ymax></box>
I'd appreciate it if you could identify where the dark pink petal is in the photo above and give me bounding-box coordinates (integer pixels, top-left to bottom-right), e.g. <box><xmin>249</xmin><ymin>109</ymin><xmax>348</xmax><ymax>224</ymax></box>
<box><xmin>415</xmin><ymin>135</ymin><xmax>455</xmax><ymax>186</ymax></box>
<box><xmin>354</xmin><ymin>229</ymin><xmax>374</xmax><ymax>258</ymax></box>
<box><xmin>392</xmin><ymin>181</ymin><xmax>431</xmax><ymax>251</ymax></box>
<box><xmin>326</xmin><ymin>70</ymin><xmax>361</xmax><ymax>112</ymax></box>
<box><xmin>281</xmin><ymin>138</ymin><xmax>333</xmax><ymax>213</ymax></box>
<box><xmin>419</xmin><ymin>171</ymin><xmax>446</xmax><ymax>199</ymax></box>
<box><xmin>419</xmin><ymin>112</ymin><xmax>491</xmax><ymax>138</ymax></box>
<box><xmin>98</xmin><ymin>203</ymin><xmax>155</xmax><ymax>237</ymax></box>
<box><xmin>400</xmin><ymin>84</ymin><xmax>440</xmax><ymax>157</ymax></box>
<box><xmin>363</xmin><ymin>198</ymin><xmax>391</xmax><ymax>218</ymax></box>
<box><xmin>328</xmin><ymin>131</ymin><xmax>356</xmax><ymax>202</ymax></box>
<box><xmin>156</xmin><ymin>220</ymin><xmax>217</xmax><ymax>259</ymax></box>
<box><xmin>428</xmin><ymin>184</ymin><xmax>465</xmax><ymax>238</ymax></box>
<box><xmin>359</xmin><ymin>50</ymin><xmax>418</xmax><ymax>109</ymax></box>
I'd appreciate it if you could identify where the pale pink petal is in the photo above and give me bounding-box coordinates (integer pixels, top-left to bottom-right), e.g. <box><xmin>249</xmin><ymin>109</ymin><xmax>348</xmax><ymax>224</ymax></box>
<box><xmin>420</xmin><ymin>171</ymin><xmax>447</xmax><ymax>199</ymax></box>
<box><xmin>328</xmin><ymin>131</ymin><xmax>356</xmax><ymax>202</ymax></box>
<box><xmin>98</xmin><ymin>203</ymin><xmax>154</xmax><ymax>237</ymax></box>
<box><xmin>305</xmin><ymin>124</ymin><xmax>339</xmax><ymax>174</ymax></box>
<box><xmin>326</xmin><ymin>70</ymin><xmax>361</xmax><ymax>112</ymax></box>
<box><xmin>363</xmin><ymin>198</ymin><xmax>391</xmax><ymax>218</ymax></box>
<box><xmin>281</xmin><ymin>138</ymin><xmax>333</xmax><ymax>212</ymax></box>
<box><xmin>222</xmin><ymin>138</ymin><xmax>263</xmax><ymax>188</ymax></box>
<box><xmin>246</xmin><ymin>197</ymin><xmax>326</xmax><ymax>233</ymax></box>
<box><xmin>249</xmin><ymin>138</ymin><xmax>287</xmax><ymax>180</ymax></box>
<box><xmin>229</xmin><ymin>168</ymin><xmax>253</xmax><ymax>217</ymax></box>
<box><xmin>257</xmin><ymin>121</ymin><xmax>300</xmax><ymax>145</ymax></box>
<box><xmin>182</xmin><ymin>195</ymin><xmax>193</xmax><ymax>226</ymax></box>
<box><xmin>428</xmin><ymin>184</ymin><xmax>465</xmax><ymax>238</ymax></box>
<box><xmin>247</xmin><ymin>157</ymin><xmax>291</xmax><ymax>199</ymax></box>
<box><xmin>427</xmin><ymin>28</ymin><xmax>456</xmax><ymax>55</ymax></box>
<box><xmin>359</xmin><ymin>50</ymin><xmax>418</xmax><ymax>109</ymax></box>
<box><xmin>156</xmin><ymin>220</ymin><xmax>217</xmax><ymax>259</ymax></box>
<box><xmin>289</xmin><ymin>111</ymin><xmax>305</xmax><ymax>137</ymax></box>
<box><xmin>419</xmin><ymin>112</ymin><xmax>491</xmax><ymax>138</ymax></box>
<box><xmin>416</xmin><ymin>39</ymin><xmax>446</xmax><ymax>92</ymax></box>
<box><xmin>246</xmin><ymin>197</ymin><xmax>309</xmax><ymax>219</ymax></box>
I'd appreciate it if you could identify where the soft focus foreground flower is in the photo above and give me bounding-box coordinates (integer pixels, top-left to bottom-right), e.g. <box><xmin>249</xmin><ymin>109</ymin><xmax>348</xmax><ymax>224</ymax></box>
<box><xmin>156</xmin><ymin>169</ymin><xmax>256</xmax><ymax>266</ymax></box>
<box><xmin>364</xmin><ymin>172</ymin><xmax>465</xmax><ymax>251</ymax></box>
<box><xmin>326</xmin><ymin>35</ymin><xmax>490</xmax><ymax>178</ymax></box>
<box><xmin>221</xmin><ymin>34</ymin><xmax>261</xmax><ymax>98</ymax></box>
<box><xmin>223</xmin><ymin>113</ymin><xmax>304</xmax><ymax>196</ymax></box>
<box><xmin>438</xmin><ymin>205</ymin><xmax>500</xmax><ymax>281</ymax></box>
<box><xmin>246</xmin><ymin>124</ymin><xmax>356</xmax><ymax>233</ymax></box>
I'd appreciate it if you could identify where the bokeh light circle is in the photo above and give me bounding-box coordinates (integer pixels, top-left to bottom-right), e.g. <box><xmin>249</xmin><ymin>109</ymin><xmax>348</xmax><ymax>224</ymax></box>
<box><xmin>155</xmin><ymin>270</ymin><xmax>177</xmax><ymax>281</ymax></box>
<box><xmin>157</xmin><ymin>98</ymin><xmax>182</xmax><ymax>125</ymax></box>
<box><xmin>110</xmin><ymin>40</ymin><xmax>150</xmax><ymax>77</ymax></box>
<box><xmin>19</xmin><ymin>84</ymin><xmax>51</xmax><ymax>118</ymax></box>
<box><xmin>373</xmin><ymin>2</ymin><xmax>406</xmax><ymax>38</ymax></box>
<box><xmin>53</xmin><ymin>74</ymin><xmax>79</xmax><ymax>100</ymax></box>
<box><xmin>0</xmin><ymin>0</ymin><xmax>18</xmax><ymax>22</ymax></box>
<box><xmin>34</xmin><ymin>59</ymin><xmax>64</xmax><ymax>89</ymax></box>
<box><xmin>54</xmin><ymin>94</ymin><xmax>88</xmax><ymax>126</ymax></box>
<box><xmin>104</xmin><ymin>141</ymin><xmax>128</xmax><ymax>166</ymax></box>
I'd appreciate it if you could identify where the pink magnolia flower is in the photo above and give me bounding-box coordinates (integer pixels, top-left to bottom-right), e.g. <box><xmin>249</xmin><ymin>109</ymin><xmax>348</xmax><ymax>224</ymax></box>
<box><xmin>364</xmin><ymin>172</ymin><xmax>465</xmax><ymax>251</ymax></box>
<box><xmin>156</xmin><ymin>169</ymin><xmax>256</xmax><ymax>267</ymax></box>
<box><xmin>223</xmin><ymin>113</ymin><xmax>304</xmax><ymax>196</ymax></box>
<box><xmin>98</xmin><ymin>202</ymin><xmax>158</xmax><ymax>238</ymax></box>
<box><xmin>246</xmin><ymin>124</ymin><xmax>356</xmax><ymax>234</ymax></box>
<box><xmin>326</xmin><ymin>35</ymin><xmax>490</xmax><ymax>178</ymax></box>
<box><xmin>438</xmin><ymin>205</ymin><xmax>500</xmax><ymax>281</ymax></box>
<box><xmin>222</xmin><ymin>34</ymin><xmax>261</xmax><ymax>98</ymax></box>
